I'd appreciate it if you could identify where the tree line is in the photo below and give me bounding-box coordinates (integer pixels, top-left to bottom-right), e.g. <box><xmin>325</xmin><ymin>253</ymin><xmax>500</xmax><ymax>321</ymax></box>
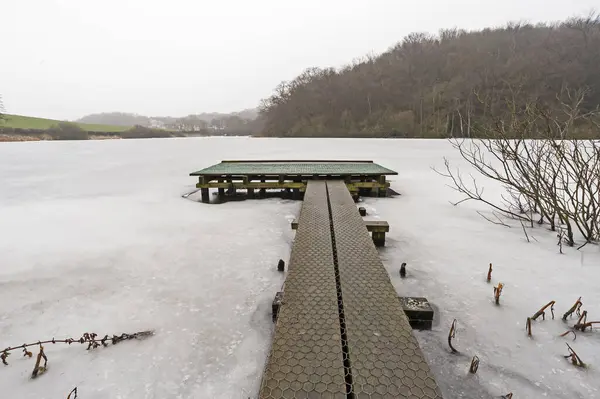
<box><xmin>1</xmin><ymin>122</ymin><xmax>185</xmax><ymax>141</ymax></box>
<box><xmin>77</xmin><ymin>110</ymin><xmax>260</xmax><ymax>135</ymax></box>
<box><xmin>258</xmin><ymin>14</ymin><xmax>600</xmax><ymax>138</ymax></box>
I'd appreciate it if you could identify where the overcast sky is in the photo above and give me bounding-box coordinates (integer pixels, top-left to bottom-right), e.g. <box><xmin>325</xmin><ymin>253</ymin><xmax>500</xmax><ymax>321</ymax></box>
<box><xmin>1</xmin><ymin>0</ymin><xmax>597</xmax><ymax>120</ymax></box>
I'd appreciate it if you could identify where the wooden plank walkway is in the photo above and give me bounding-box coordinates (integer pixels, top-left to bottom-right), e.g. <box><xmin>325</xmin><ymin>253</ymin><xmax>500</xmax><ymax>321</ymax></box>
<box><xmin>259</xmin><ymin>181</ymin><xmax>442</xmax><ymax>399</ymax></box>
<box><xmin>328</xmin><ymin>181</ymin><xmax>442</xmax><ymax>399</ymax></box>
<box><xmin>259</xmin><ymin>181</ymin><xmax>347</xmax><ymax>399</ymax></box>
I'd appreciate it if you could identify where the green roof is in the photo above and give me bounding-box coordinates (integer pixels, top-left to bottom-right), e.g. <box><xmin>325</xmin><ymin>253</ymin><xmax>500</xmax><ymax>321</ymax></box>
<box><xmin>190</xmin><ymin>160</ymin><xmax>397</xmax><ymax>176</ymax></box>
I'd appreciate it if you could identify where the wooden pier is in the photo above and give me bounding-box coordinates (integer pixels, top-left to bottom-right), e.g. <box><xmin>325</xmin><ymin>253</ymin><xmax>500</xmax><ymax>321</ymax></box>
<box><xmin>189</xmin><ymin>161</ymin><xmax>441</xmax><ymax>398</ymax></box>
<box><xmin>189</xmin><ymin>160</ymin><xmax>397</xmax><ymax>203</ymax></box>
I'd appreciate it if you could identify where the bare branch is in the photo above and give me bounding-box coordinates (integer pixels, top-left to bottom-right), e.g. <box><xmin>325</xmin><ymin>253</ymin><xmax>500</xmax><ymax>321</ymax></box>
<box><xmin>477</xmin><ymin>211</ymin><xmax>511</xmax><ymax>228</ymax></box>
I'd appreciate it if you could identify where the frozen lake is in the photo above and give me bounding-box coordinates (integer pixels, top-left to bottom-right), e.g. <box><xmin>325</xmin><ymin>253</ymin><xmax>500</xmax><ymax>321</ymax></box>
<box><xmin>1</xmin><ymin>137</ymin><xmax>599</xmax><ymax>399</ymax></box>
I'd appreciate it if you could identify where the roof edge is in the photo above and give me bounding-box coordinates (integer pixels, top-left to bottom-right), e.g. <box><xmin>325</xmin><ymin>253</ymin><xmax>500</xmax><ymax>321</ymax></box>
<box><xmin>221</xmin><ymin>160</ymin><xmax>374</xmax><ymax>163</ymax></box>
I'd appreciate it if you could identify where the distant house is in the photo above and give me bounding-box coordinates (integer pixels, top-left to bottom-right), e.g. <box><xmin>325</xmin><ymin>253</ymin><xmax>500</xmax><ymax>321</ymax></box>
<box><xmin>148</xmin><ymin>119</ymin><xmax>166</xmax><ymax>129</ymax></box>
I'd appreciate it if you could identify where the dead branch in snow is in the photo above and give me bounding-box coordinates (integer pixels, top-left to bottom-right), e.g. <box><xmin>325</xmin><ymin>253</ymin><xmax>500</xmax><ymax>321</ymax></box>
<box><xmin>469</xmin><ymin>356</ymin><xmax>480</xmax><ymax>373</ymax></box>
<box><xmin>557</xmin><ymin>228</ymin><xmax>566</xmax><ymax>254</ymax></box>
<box><xmin>576</xmin><ymin>310</ymin><xmax>588</xmax><ymax>326</ymax></box>
<box><xmin>532</xmin><ymin>300</ymin><xmax>555</xmax><ymax>321</ymax></box>
<box><xmin>494</xmin><ymin>283</ymin><xmax>504</xmax><ymax>305</ymax></box>
<box><xmin>477</xmin><ymin>211</ymin><xmax>511</xmax><ymax>227</ymax></box>
<box><xmin>448</xmin><ymin>319</ymin><xmax>459</xmax><ymax>353</ymax></box>
<box><xmin>574</xmin><ymin>321</ymin><xmax>600</xmax><ymax>332</ymax></box>
<box><xmin>573</xmin><ymin>311</ymin><xmax>600</xmax><ymax>331</ymax></box>
<box><xmin>30</xmin><ymin>345</ymin><xmax>48</xmax><ymax>378</ymax></box>
<box><xmin>563</xmin><ymin>297</ymin><xmax>583</xmax><ymax>320</ymax></box>
<box><xmin>1</xmin><ymin>330</ymin><xmax>154</xmax><ymax>378</ymax></box>
<box><xmin>67</xmin><ymin>387</ymin><xmax>78</xmax><ymax>399</ymax></box>
<box><xmin>433</xmin><ymin>159</ymin><xmax>528</xmax><ymax>222</ymax></box>
<box><xmin>486</xmin><ymin>263</ymin><xmax>493</xmax><ymax>282</ymax></box>
<box><xmin>560</xmin><ymin>330</ymin><xmax>577</xmax><ymax>341</ymax></box>
<box><xmin>526</xmin><ymin>317</ymin><xmax>533</xmax><ymax>337</ymax></box>
<box><xmin>564</xmin><ymin>343</ymin><xmax>585</xmax><ymax>367</ymax></box>
<box><xmin>520</xmin><ymin>219</ymin><xmax>530</xmax><ymax>242</ymax></box>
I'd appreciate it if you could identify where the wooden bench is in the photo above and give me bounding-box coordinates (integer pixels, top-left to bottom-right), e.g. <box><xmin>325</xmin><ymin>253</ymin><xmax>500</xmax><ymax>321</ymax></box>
<box><xmin>364</xmin><ymin>220</ymin><xmax>390</xmax><ymax>247</ymax></box>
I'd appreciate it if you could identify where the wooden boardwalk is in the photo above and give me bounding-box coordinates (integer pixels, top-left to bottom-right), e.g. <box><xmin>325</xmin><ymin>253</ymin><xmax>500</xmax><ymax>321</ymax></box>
<box><xmin>259</xmin><ymin>181</ymin><xmax>442</xmax><ymax>399</ymax></box>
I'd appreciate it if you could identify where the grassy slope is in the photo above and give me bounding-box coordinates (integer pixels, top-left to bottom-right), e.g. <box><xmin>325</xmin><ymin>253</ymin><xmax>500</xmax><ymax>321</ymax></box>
<box><xmin>1</xmin><ymin>114</ymin><xmax>130</xmax><ymax>133</ymax></box>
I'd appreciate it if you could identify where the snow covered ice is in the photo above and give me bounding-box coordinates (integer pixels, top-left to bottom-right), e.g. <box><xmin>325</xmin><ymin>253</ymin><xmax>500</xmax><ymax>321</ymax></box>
<box><xmin>1</xmin><ymin>138</ymin><xmax>599</xmax><ymax>398</ymax></box>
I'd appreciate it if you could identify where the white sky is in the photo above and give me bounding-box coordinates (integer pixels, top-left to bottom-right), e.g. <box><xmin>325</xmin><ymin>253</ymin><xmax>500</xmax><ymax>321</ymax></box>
<box><xmin>1</xmin><ymin>0</ymin><xmax>597</xmax><ymax>120</ymax></box>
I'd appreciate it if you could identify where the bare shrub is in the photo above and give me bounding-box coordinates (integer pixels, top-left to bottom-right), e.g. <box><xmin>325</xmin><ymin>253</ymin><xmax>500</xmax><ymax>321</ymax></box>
<box><xmin>435</xmin><ymin>88</ymin><xmax>600</xmax><ymax>249</ymax></box>
<box><xmin>50</xmin><ymin>122</ymin><xmax>89</xmax><ymax>140</ymax></box>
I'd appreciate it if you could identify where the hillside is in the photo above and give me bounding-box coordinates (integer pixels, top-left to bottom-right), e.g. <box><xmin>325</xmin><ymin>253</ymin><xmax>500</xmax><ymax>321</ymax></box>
<box><xmin>259</xmin><ymin>14</ymin><xmax>600</xmax><ymax>138</ymax></box>
<box><xmin>77</xmin><ymin>109</ymin><xmax>259</xmax><ymax>130</ymax></box>
<box><xmin>77</xmin><ymin>112</ymin><xmax>148</xmax><ymax>127</ymax></box>
<box><xmin>1</xmin><ymin>114</ymin><xmax>130</xmax><ymax>133</ymax></box>
<box><xmin>0</xmin><ymin>112</ymin><xmax>253</xmax><ymax>141</ymax></box>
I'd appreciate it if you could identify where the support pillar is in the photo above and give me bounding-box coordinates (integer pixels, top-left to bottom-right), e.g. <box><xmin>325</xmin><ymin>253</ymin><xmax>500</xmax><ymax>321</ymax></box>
<box><xmin>292</xmin><ymin>188</ymin><xmax>300</xmax><ymax>200</ymax></box>
<box><xmin>378</xmin><ymin>176</ymin><xmax>387</xmax><ymax>197</ymax></box>
<box><xmin>372</xmin><ymin>231</ymin><xmax>386</xmax><ymax>247</ymax></box>
<box><xmin>217</xmin><ymin>179</ymin><xmax>225</xmax><ymax>198</ymax></box>
<box><xmin>260</xmin><ymin>177</ymin><xmax>266</xmax><ymax>197</ymax></box>
<box><xmin>248</xmin><ymin>188</ymin><xmax>255</xmax><ymax>199</ymax></box>
<box><xmin>200</xmin><ymin>188</ymin><xmax>209</xmax><ymax>203</ymax></box>
<box><xmin>226</xmin><ymin>179</ymin><xmax>234</xmax><ymax>195</ymax></box>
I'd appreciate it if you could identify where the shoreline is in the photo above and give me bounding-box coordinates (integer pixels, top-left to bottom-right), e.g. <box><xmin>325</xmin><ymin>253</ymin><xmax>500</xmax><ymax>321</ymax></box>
<box><xmin>0</xmin><ymin>134</ymin><xmax>121</xmax><ymax>142</ymax></box>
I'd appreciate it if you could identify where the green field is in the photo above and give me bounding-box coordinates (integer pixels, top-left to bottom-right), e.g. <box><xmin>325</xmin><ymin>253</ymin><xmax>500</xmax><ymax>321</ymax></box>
<box><xmin>1</xmin><ymin>114</ymin><xmax>130</xmax><ymax>132</ymax></box>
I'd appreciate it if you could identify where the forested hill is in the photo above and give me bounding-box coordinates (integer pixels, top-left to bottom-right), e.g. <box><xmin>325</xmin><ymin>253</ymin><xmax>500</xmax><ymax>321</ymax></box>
<box><xmin>258</xmin><ymin>15</ymin><xmax>600</xmax><ymax>138</ymax></box>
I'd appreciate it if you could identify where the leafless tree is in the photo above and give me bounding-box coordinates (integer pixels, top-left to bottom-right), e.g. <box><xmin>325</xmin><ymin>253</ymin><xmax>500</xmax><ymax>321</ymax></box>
<box><xmin>258</xmin><ymin>15</ymin><xmax>600</xmax><ymax>138</ymax></box>
<box><xmin>435</xmin><ymin>88</ymin><xmax>600</xmax><ymax>249</ymax></box>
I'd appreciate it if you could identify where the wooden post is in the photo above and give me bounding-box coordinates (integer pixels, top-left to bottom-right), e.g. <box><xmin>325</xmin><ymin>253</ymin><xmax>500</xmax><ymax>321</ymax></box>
<box><xmin>372</xmin><ymin>231</ymin><xmax>386</xmax><ymax>247</ymax></box>
<box><xmin>217</xmin><ymin>179</ymin><xmax>225</xmax><ymax>198</ymax></box>
<box><xmin>260</xmin><ymin>176</ymin><xmax>266</xmax><ymax>197</ymax></box>
<box><xmin>226</xmin><ymin>178</ymin><xmax>234</xmax><ymax>195</ymax></box>
<box><xmin>272</xmin><ymin>292</ymin><xmax>283</xmax><ymax>322</ymax></box>
<box><xmin>200</xmin><ymin>188</ymin><xmax>209</xmax><ymax>203</ymax></box>
<box><xmin>378</xmin><ymin>176</ymin><xmax>387</xmax><ymax>197</ymax></box>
